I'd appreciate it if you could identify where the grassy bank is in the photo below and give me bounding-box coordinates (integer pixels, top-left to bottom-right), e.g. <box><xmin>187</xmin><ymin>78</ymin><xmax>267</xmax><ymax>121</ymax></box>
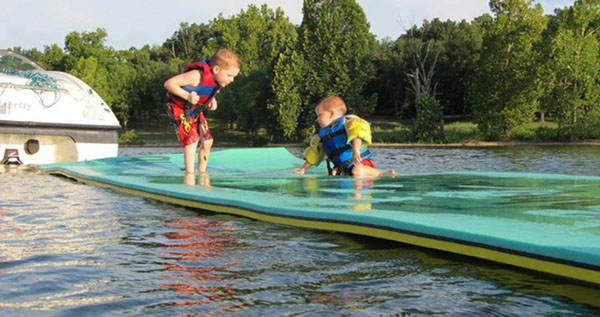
<box><xmin>120</xmin><ymin>117</ymin><xmax>259</xmax><ymax>147</ymax></box>
<box><xmin>370</xmin><ymin>118</ymin><xmax>600</xmax><ymax>145</ymax></box>
<box><xmin>119</xmin><ymin>117</ymin><xmax>600</xmax><ymax>147</ymax></box>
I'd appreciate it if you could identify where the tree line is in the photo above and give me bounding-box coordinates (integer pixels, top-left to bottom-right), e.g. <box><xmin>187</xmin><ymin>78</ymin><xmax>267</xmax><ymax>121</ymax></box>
<box><xmin>11</xmin><ymin>0</ymin><xmax>600</xmax><ymax>142</ymax></box>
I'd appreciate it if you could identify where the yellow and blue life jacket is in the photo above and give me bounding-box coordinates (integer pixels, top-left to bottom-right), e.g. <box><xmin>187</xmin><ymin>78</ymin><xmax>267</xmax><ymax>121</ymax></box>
<box><xmin>318</xmin><ymin>115</ymin><xmax>373</xmax><ymax>174</ymax></box>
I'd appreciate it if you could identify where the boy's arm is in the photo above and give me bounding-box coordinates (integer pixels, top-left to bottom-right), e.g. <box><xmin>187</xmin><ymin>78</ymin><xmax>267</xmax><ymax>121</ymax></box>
<box><xmin>345</xmin><ymin>116</ymin><xmax>372</xmax><ymax>165</ymax></box>
<box><xmin>164</xmin><ymin>70</ymin><xmax>201</xmax><ymax>104</ymax></box>
<box><xmin>351</xmin><ymin>138</ymin><xmax>363</xmax><ymax>165</ymax></box>
<box><xmin>345</xmin><ymin>116</ymin><xmax>372</xmax><ymax>145</ymax></box>
<box><xmin>294</xmin><ymin>135</ymin><xmax>324</xmax><ymax>174</ymax></box>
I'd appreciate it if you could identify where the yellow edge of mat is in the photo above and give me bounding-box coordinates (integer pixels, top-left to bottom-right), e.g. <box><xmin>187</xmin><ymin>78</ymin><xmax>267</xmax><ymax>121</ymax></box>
<box><xmin>51</xmin><ymin>170</ymin><xmax>600</xmax><ymax>286</ymax></box>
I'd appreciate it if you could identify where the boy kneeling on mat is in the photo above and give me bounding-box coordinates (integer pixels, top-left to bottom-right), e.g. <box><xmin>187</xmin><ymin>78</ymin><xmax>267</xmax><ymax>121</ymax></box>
<box><xmin>295</xmin><ymin>96</ymin><xmax>395</xmax><ymax>178</ymax></box>
<box><xmin>164</xmin><ymin>49</ymin><xmax>241</xmax><ymax>174</ymax></box>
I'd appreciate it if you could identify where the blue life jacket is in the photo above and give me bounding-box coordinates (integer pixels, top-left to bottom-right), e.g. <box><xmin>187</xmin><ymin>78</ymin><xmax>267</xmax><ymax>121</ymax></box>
<box><xmin>318</xmin><ymin>115</ymin><xmax>373</xmax><ymax>173</ymax></box>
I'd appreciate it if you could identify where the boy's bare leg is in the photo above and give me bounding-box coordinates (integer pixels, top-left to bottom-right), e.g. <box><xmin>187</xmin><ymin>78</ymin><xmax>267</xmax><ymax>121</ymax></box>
<box><xmin>352</xmin><ymin>164</ymin><xmax>396</xmax><ymax>178</ymax></box>
<box><xmin>183</xmin><ymin>142</ymin><xmax>199</xmax><ymax>174</ymax></box>
<box><xmin>198</xmin><ymin>137</ymin><xmax>213</xmax><ymax>173</ymax></box>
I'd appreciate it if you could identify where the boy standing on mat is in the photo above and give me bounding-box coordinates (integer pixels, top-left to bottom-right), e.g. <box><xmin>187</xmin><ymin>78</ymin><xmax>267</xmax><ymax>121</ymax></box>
<box><xmin>164</xmin><ymin>49</ymin><xmax>241</xmax><ymax>174</ymax></box>
<box><xmin>295</xmin><ymin>96</ymin><xmax>395</xmax><ymax>178</ymax></box>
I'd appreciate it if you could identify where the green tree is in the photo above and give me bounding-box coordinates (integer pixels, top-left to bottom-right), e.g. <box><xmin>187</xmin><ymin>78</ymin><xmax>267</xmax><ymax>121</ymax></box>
<box><xmin>300</xmin><ymin>0</ymin><xmax>377</xmax><ymax>115</ymax></box>
<box><xmin>63</xmin><ymin>28</ymin><xmax>114</xmax><ymax>70</ymax></box>
<box><xmin>412</xmin><ymin>94</ymin><xmax>444</xmax><ymax>142</ymax></box>
<box><xmin>124</xmin><ymin>45</ymin><xmax>176</xmax><ymax>125</ymax></box>
<box><xmin>425</xmin><ymin>19</ymin><xmax>483</xmax><ymax>116</ymax></box>
<box><xmin>471</xmin><ymin>0</ymin><xmax>547</xmax><ymax>140</ymax></box>
<box><xmin>41</xmin><ymin>44</ymin><xmax>67</xmax><ymax>71</ymax></box>
<box><xmin>272</xmin><ymin>0</ymin><xmax>377</xmax><ymax>141</ymax></box>
<box><xmin>16</xmin><ymin>45</ymin><xmax>65</xmax><ymax>71</ymax></box>
<box><xmin>536</xmin><ymin>12</ymin><xmax>562</xmax><ymax>125</ymax></box>
<box><xmin>70</xmin><ymin>56</ymin><xmax>110</xmax><ymax>104</ymax></box>
<box><xmin>198</xmin><ymin>4</ymin><xmax>298</xmax><ymax>138</ymax></box>
<box><xmin>405</xmin><ymin>36</ymin><xmax>444</xmax><ymax>142</ymax></box>
<box><xmin>63</xmin><ymin>28</ymin><xmax>134</xmax><ymax>128</ymax></box>
<box><xmin>163</xmin><ymin>22</ymin><xmax>213</xmax><ymax>61</ymax></box>
<box><xmin>107</xmin><ymin>52</ymin><xmax>137</xmax><ymax>129</ymax></box>
<box><xmin>544</xmin><ymin>0</ymin><xmax>600</xmax><ymax>139</ymax></box>
<box><xmin>269</xmin><ymin>47</ymin><xmax>305</xmax><ymax>139</ymax></box>
<box><xmin>367</xmin><ymin>38</ymin><xmax>410</xmax><ymax>118</ymax></box>
<box><xmin>227</xmin><ymin>70</ymin><xmax>271</xmax><ymax>142</ymax></box>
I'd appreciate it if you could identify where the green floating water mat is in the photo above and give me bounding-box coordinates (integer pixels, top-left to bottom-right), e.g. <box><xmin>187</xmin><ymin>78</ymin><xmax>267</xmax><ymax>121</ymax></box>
<box><xmin>40</xmin><ymin>147</ymin><xmax>600</xmax><ymax>286</ymax></box>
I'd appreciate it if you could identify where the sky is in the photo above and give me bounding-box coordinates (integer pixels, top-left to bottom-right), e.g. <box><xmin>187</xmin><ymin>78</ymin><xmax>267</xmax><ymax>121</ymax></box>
<box><xmin>1</xmin><ymin>0</ymin><xmax>575</xmax><ymax>51</ymax></box>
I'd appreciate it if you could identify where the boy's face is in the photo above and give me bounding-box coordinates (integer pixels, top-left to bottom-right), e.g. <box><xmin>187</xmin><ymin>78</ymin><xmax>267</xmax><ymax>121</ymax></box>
<box><xmin>213</xmin><ymin>65</ymin><xmax>240</xmax><ymax>87</ymax></box>
<box><xmin>315</xmin><ymin>104</ymin><xmax>341</xmax><ymax>128</ymax></box>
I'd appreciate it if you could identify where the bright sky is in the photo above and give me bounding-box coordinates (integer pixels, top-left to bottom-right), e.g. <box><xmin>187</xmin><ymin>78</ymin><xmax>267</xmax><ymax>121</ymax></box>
<box><xmin>1</xmin><ymin>0</ymin><xmax>574</xmax><ymax>51</ymax></box>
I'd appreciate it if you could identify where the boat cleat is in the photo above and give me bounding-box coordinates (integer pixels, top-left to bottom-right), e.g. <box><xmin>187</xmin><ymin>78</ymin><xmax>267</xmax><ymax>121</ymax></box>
<box><xmin>2</xmin><ymin>148</ymin><xmax>23</xmax><ymax>165</ymax></box>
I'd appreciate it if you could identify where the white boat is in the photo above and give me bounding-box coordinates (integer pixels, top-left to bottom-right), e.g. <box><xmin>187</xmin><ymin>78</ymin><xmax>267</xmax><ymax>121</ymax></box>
<box><xmin>0</xmin><ymin>49</ymin><xmax>120</xmax><ymax>165</ymax></box>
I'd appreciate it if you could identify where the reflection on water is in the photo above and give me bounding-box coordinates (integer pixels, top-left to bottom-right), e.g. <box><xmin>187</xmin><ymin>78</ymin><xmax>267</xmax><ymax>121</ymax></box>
<box><xmin>245</xmin><ymin>175</ymin><xmax>375</xmax><ymax>211</ymax></box>
<box><xmin>1</xmin><ymin>146</ymin><xmax>600</xmax><ymax>315</ymax></box>
<box><xmin>161</xmin><ymin>217</ymin><xmax>238</xmax><ymax>313</ymax></box>
<box><xmin>184</xmin><ymin>172</ymin><xmax>211</xmax><ymax>187</ymax></box>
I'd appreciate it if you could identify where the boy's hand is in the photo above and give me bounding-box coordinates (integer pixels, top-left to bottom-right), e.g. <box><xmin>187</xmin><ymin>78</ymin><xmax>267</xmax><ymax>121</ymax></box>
<box><xmin>187</xmin><ymin>91</ymin><xmax>199</xmax><ymax>105</ymax></box>
<box><xmin>208</xmin><ymin>98</ymin><xmax>218</xmax><ymax>111</ymax></box>
<box><xmin>295</xmin><ymin>161</ymin><xmax>312</xmax><ymax>175</ymax></box>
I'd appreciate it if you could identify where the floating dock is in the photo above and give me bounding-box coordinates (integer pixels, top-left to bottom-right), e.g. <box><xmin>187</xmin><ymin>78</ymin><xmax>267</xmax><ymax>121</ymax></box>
<box><xmin>40</xmin><ymin>147</ymin><xmax>600</xmax><ymax>286</ymax></box>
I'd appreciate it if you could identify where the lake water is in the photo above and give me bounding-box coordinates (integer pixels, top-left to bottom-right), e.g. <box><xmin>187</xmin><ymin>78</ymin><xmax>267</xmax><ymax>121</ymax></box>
<box><xmin>1</xmin><ymin>146</ymin><xmax>600</xmax><ymax>316</ymax></box>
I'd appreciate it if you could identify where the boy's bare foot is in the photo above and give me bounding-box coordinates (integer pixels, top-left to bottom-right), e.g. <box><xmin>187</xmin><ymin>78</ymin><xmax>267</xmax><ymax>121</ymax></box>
<box><xmin>379</xmin><ymin>169</ymin><xmax>396</xmax><ymax>177</ymax></box>
<box><xmin>184</xmin><ymin>172</ymin><xmax>196</xmax><ymax>186</ymax></box>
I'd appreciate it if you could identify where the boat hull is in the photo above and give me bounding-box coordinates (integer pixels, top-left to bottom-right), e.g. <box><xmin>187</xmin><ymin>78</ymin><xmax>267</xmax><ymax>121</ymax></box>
<box><xmin>0</xmin><ymin>120</ymin><xmax>118</xmax><ymax>165</ymax></box>
<box><xmin>1</xmin><ymin>49</ymin><xmax>121</xmax><ymax>165</ymax></box>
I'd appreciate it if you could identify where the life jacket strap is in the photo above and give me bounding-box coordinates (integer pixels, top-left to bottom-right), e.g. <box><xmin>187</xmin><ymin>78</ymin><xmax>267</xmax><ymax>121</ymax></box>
<box><xmin>320</xmin><ymin>128</ymin><xmax>345</xmax><ymax>142</ymax></box>
<box><xmin>184</xmin><ymin>86</ymin><xmax>220</xmax><ymax>117</ymax></box>
<box><xmin>333</xmin><ymin>149</ymin><xmax>372</xmax><ymax>175</ymax></box>
<box><xmin>326</xmin><ymin>158</ymin><xmax>333</xmax><ymax>175</ymax></box>
<box><xmin>328</xmin><ymin>144</ymin><xmax>352</xmax><ymax>158</ymax></box>
<box><xmin>185</xmin><ymin>104</ymin><xmax>208</xmax><ymax>119</ymax></box>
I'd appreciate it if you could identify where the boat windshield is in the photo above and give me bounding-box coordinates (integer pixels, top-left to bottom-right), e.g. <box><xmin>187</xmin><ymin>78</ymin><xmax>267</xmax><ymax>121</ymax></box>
<box><xmin>0</xmin><ymin>50</ymin><xmax>44</xmax><ymax>73</ymax></box>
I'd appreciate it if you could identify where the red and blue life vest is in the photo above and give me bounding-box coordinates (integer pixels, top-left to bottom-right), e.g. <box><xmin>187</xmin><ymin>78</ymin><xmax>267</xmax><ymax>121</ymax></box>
<box><xmin>168</xmin><ymin>59</ymin><xmax>220</xmax><ymax>117</ymax></box>
<box><xmin>318</xmin><ymin>115</ymin><xmax>373</xmax><ymax>173</ymax></box>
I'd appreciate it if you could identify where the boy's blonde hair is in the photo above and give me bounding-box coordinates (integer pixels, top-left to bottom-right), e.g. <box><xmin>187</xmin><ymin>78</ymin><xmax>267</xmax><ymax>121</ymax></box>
<box><xmin>209</xmin><ymin>49</ymin><xmax>241</xmax><ymax>70</ymax></box>
<box><xmin>317</xmin><ymin>95</ymin><xmax>347</xmax><ymax>114</ymax></box>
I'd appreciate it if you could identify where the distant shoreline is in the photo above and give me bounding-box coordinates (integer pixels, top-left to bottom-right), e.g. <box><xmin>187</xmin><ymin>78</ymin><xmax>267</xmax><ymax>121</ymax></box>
<box><xmin>120</xmin><ymin>140</ymin><xmax>600</xmax><ymax>148</ymax></box>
